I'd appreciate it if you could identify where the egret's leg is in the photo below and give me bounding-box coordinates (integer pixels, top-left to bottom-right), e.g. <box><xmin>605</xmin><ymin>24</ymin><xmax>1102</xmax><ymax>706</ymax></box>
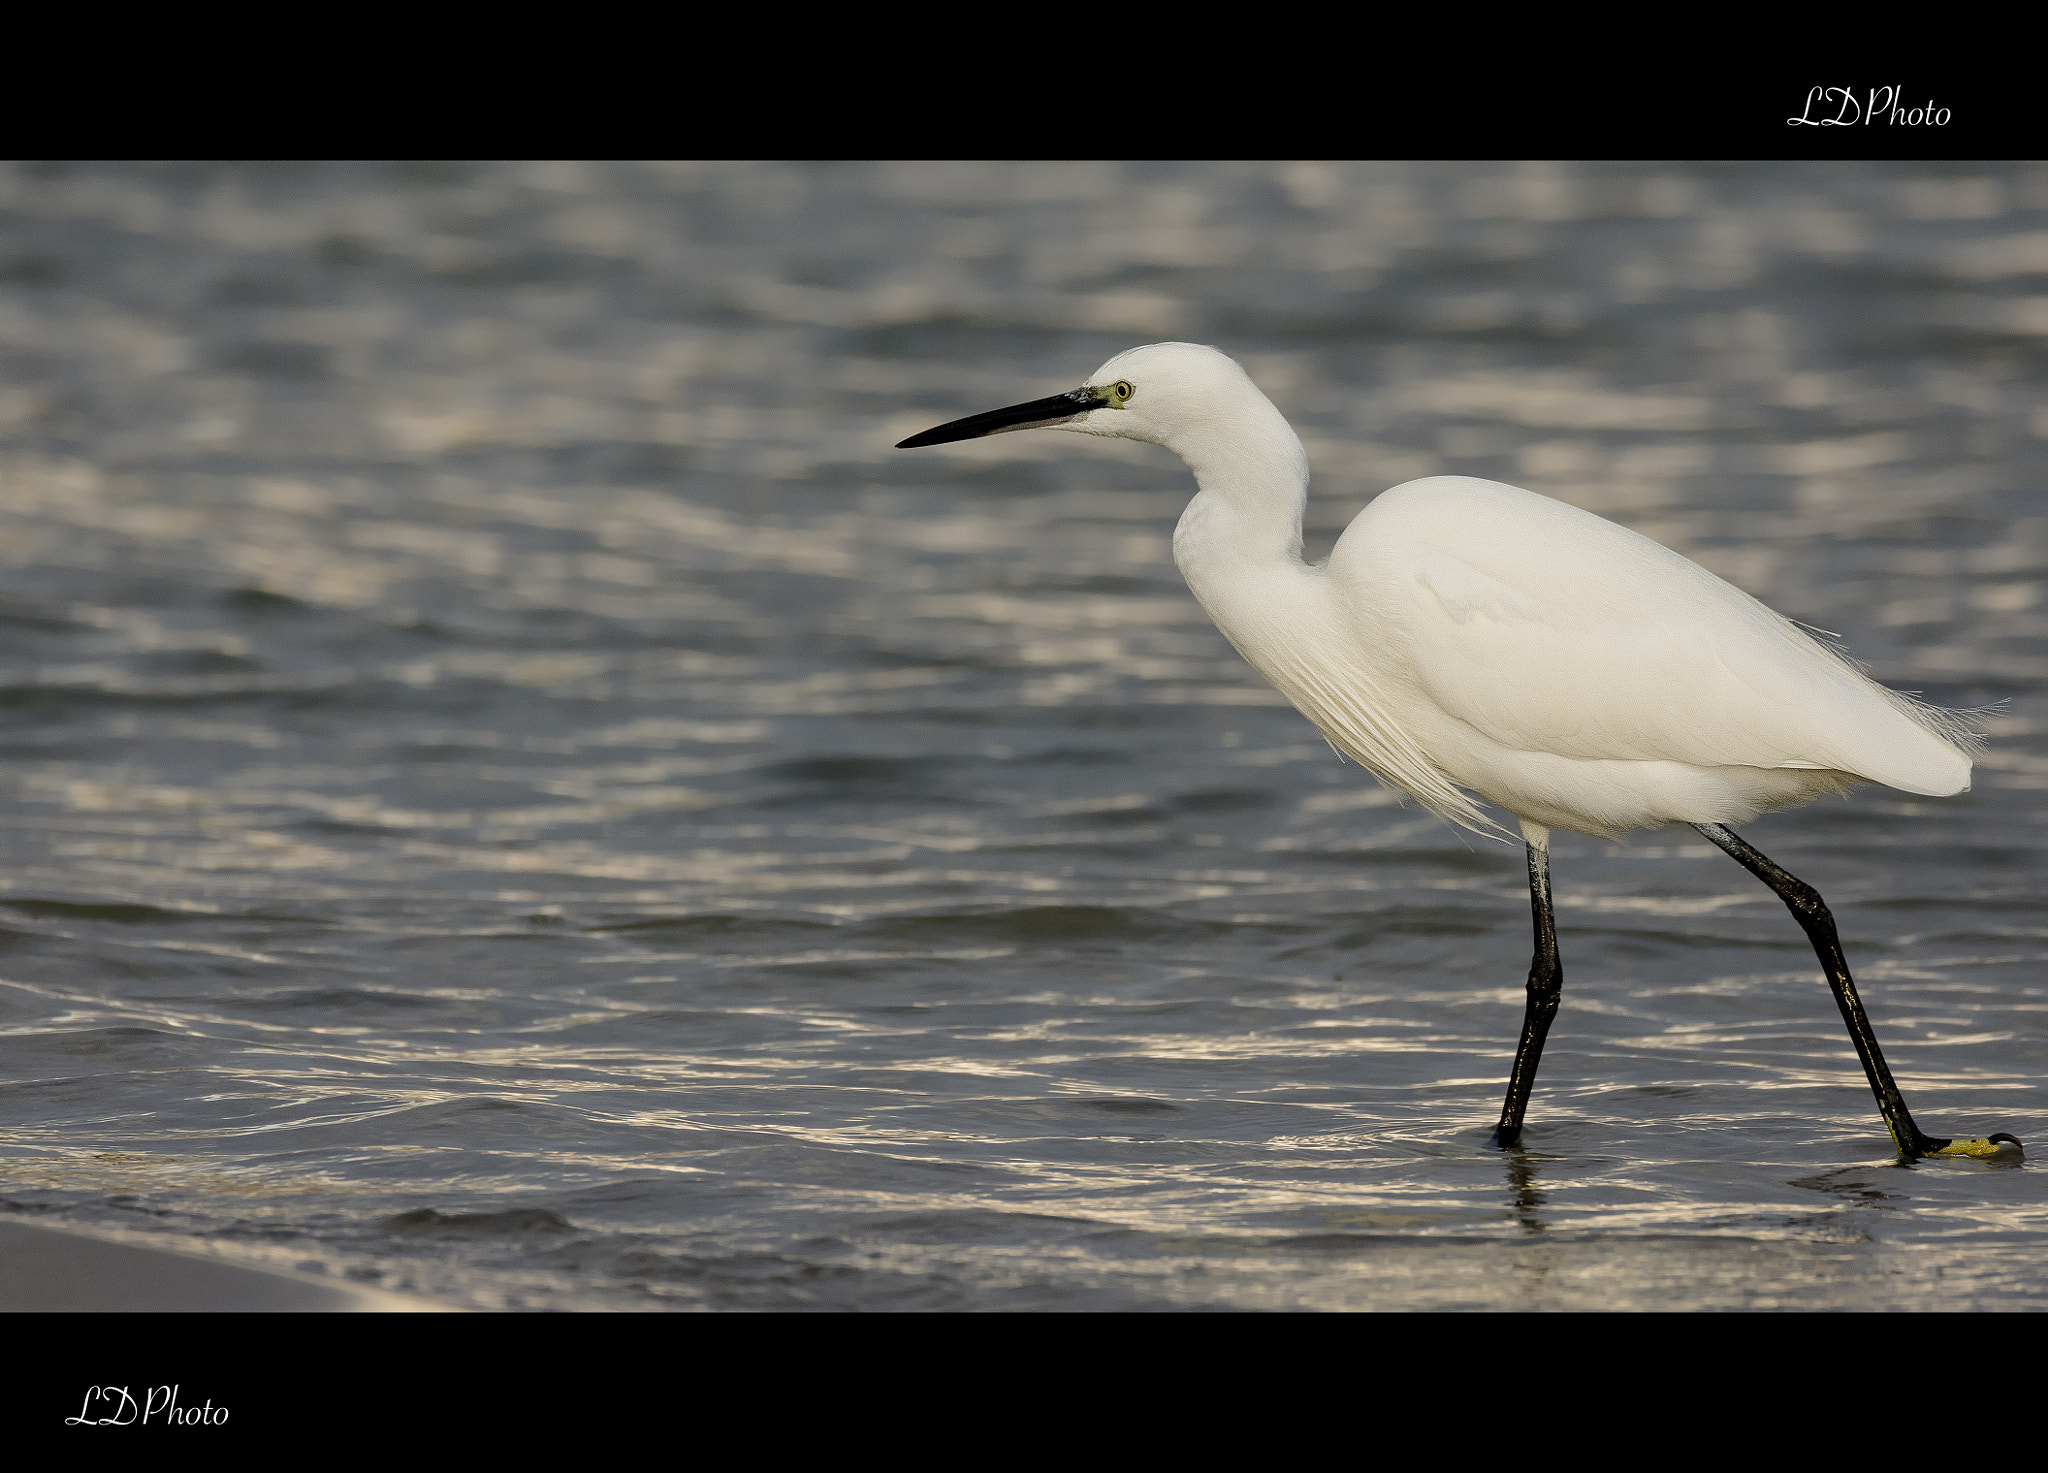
<box><xmin>1490</xmin><ymin>832</ymin><xmax>1561</xmax><ymax>1149</ymax></box>
<box><xmin>1691</xmin><ymin>822</ymin><xmax>2019</xmax><ymax>1160</ymax></box>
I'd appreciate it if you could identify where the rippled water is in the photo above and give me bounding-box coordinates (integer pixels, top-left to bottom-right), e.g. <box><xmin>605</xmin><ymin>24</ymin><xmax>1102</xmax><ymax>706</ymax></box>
<box><xmin>2</xmin><ymin>161</ymin><xmax>2046</xmax><ymax>1310</ymax></box>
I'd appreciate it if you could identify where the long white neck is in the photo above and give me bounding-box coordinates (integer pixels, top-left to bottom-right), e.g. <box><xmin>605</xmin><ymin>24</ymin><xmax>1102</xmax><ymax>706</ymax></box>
<box><xmin>1152</xmin><ymin>388</ymin><xmax>1487</xmax><ymax>834</ymax></box>
<box><xmin>1167</xmin><ymin>396</ymin><xmax>1312</xmax><ymax>591</ymax></box>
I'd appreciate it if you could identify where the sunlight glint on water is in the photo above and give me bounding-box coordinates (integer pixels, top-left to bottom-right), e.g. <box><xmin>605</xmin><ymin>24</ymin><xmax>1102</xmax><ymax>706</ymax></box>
<box><xmin>0</xmin><ymin>162</ymin><xmax>2044</xmax><ymax>1309</ymax></box>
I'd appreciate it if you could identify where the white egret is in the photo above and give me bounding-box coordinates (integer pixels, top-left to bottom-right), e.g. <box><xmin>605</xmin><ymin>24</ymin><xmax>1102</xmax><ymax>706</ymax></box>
<box><xmin>898</xmin><ymin>342</ymin><xmax>2020</xmax><ymax>1160</ymax></box>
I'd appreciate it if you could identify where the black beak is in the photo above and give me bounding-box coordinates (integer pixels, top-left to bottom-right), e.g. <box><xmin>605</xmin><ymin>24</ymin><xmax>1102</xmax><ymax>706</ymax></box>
<box><xmin>896</xmin><ymin>387</ymin><xmax>1104</xmax><ymax>449</ymax></box>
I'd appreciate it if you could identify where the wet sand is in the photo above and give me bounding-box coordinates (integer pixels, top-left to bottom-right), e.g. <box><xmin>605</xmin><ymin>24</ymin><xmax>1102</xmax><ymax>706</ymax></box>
<box><xmin>0</xmin><ymin>1217</ymin><xmax>449</xmax><ymax>1311</ymax></box>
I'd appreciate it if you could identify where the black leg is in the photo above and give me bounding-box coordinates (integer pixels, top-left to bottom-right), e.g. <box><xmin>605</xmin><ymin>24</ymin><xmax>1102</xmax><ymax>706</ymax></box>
<box><xmin>1693</xmin><ymin>822</ymin><xmax>1971</xmax><ymax>1159</ymax></box>
<box><xmin>1491</xmin><ymin>839</ymin><xmax>1561</xmax><ymax>1149</ymax></box>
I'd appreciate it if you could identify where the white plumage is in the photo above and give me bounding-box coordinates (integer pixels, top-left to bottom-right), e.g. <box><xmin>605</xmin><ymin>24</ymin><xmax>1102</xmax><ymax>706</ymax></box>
<box><xmin>1074</xmin><ymin>343</ymin><xmax>1972</xmax><ymax>840</ymax></box>
<box><xmin>897</xmin><ymin>339</ymin><xmax>2012</xmax><ymax>1159</ymax></box>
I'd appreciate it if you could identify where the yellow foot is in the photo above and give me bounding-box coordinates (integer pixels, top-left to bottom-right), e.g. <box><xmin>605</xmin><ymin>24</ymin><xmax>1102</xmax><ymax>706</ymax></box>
<box><xmin>1930</xmin><ymin>1133</ymin><xmax>2024</xmax><ymax>1159</ymax></box>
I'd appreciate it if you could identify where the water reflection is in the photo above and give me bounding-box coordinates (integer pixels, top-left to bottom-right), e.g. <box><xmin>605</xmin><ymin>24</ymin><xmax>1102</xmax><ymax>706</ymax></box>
<box><xmin>1505</xmin><ymin>1150</ymin><xmax>1547</xmax><ymax>1235</ymax></box>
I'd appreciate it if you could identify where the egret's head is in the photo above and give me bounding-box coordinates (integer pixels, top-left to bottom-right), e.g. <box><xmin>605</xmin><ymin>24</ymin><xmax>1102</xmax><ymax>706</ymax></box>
<box><xmin>895</xmin><ymin>342</ymin><xmax>1265</xmax><ymax>452</ymax></box>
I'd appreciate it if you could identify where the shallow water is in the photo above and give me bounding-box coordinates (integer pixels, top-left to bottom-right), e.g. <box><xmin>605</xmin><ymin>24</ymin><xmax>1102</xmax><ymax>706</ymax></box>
<box><xmin>1</xmin><ymin>160</ymin><xmax>2046</xmax><ymax>1310</ymax></box>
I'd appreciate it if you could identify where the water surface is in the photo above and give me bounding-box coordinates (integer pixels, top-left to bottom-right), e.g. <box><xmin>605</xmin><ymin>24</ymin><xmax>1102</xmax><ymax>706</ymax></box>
<box><xmin>1</xmin><ymin>161</ymin><xmax>2045</xmax><ymax>1309</ymax></box>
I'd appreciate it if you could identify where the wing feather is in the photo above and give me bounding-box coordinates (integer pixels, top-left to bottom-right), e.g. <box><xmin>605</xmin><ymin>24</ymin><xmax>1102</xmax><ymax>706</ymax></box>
<box><xmin>1329</xmin><ymin>478</ymin><xmax>1970</xmax><ymax>796</ymax></box>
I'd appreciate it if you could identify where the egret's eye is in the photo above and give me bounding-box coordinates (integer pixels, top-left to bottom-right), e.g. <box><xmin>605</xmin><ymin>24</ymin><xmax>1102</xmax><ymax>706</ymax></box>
<box><xmin>1111</xmin><ymin>380</ymin><xmax>1134</xmax><ymax>403</ymax></box>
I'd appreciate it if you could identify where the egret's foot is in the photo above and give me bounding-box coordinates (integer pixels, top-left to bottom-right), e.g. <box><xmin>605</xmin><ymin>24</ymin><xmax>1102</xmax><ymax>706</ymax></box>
<box><xmin>1489</xmin><ymin>1125</ymin><xmax>1522</xmax><ymax>1150</ymax></box>
<box><xmin>1925</xmin><ymin>1132</ymin><xmax>2024</xmax><ymax>1160</ymax></box>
